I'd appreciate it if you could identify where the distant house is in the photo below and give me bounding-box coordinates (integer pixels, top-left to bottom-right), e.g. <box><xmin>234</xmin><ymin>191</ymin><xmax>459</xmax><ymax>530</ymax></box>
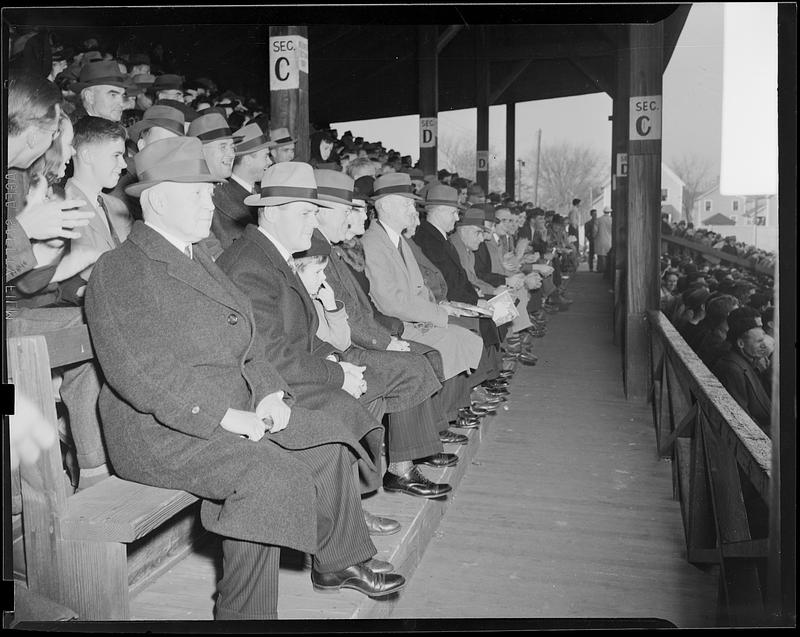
<box><xmin>693</xmin><ymin>185</ymin><xmax>777</xmax><ymax>227</ymax></box>
<box><xmin>591</xmin><ymin>163</ymin><xmax>685</xmax><ymax>219</ymax></box>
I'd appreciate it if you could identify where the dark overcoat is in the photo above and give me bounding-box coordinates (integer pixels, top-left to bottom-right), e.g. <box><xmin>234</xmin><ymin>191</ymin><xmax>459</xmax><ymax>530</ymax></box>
<box><xmin>85</xmin><ymin>221</ymin><xmax>380</xmax><ymax>553</ymax></box>
<box><xmin>211</xmin><ymin>179</ymin><xmax>257</xmax><ymax>251</ymax></box>
<box><xmin>712</xmin><ymin>349</ymin><xmax>772</xmax><ymax>436</ymax></box>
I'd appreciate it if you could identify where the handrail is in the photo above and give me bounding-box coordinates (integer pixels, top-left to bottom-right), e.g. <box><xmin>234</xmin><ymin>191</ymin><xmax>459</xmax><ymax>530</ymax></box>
<box><xmin>647</xmin><ymin>310</ymin><xmax>771</xmax><ymax>500</ymax></box>
<box><xmin>662</xmin><ymin>235</ymin><xmax>775</xmax><ymax>279</ymax></box>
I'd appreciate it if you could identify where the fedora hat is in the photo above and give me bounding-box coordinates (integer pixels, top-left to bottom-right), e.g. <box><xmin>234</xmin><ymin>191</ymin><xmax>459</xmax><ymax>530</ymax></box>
<box><xmin>125</xmin><ymin>137</ymin><xmax>220</xmax><ymax>197</ymax></box>
<box><xmin>481</xmin><ymin>202</ymin><xmax>497</xmax><ymax>223</ymax></box>
<box><xmin>188</xmin><ymin>112</ymin><xmax>233</xmax><ymax>143</ymax></box>
<box><xmin>421</xmin><ymin>184</ymin><xmax>465</xmax><ymax>209</ymax></box>
<box><xmin>269</xmin><ymin>127</ymin><xmax>295</xmax><ymax>148</ymax></box>
<box><xmin>130</xmin><ymin>72</ymin><xmax>155</xmax><ymax>87</ymax></box>
<box><xmin>314</xmin><ymin>169</ymin><xmax>356</xmax><ymax>206</ymax></box>
<box><xmin>128</xmin><ymin>104</ymin><xmax>186</xmax><ymax>142</ymax></box>
<box><xmin>157</xmin><ymin>98</ymin><xmax>198</xmax><ymax>122</ymax></box>
<box><xmin>72</xmin><ymin>59</ymin><xmax>127</xmax><ymax>91</ymax></box>
<box><xmin>129</xmin><ymin>53</ymin><xmax>151</xmax><ymax>66</ymax></box>
<box><xmin>233</xmin><ymin>123</ymin><xmax>272</xmax><ymax>156</ymax></box>
<box><xmin>370</xmin><ymin>172</ymin><xmax>422</xmax><ymax>202</ymax></box>
<box><xmin>152</xmin><ymin>74</ymin><xmax>183</xmax><ymax>92</ymax></box>
<box><xmin>456</xmin><ymin>207</ymin><xmax>486</xmax><ymax>228</ymax></box>
<box><xmin>244</xmin><ymin>162</ymin><xmax>333</xmax><ymax>208</ymax></box>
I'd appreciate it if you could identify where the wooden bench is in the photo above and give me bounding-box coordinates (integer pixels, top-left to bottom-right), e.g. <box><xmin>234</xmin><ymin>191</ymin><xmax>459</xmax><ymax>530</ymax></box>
<box><xmin>7</xmin><ymin>324</ymin><xmax>202</xmax><ymax>620</ymax></box>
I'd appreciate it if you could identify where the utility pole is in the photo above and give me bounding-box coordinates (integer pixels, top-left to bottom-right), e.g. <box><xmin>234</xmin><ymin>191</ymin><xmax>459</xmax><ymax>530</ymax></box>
<box><xmin>533</xmin><ymin>128</ymin><xmax>542</xmax><ymax>206</ymax></box>
<box><xmin>516</xmin><ymin>159</ymin><xmax>525</xmax><ymax>200</ymax></box>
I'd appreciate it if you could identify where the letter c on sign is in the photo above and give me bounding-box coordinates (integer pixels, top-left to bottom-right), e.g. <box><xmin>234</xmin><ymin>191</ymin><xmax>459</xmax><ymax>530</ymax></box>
<box><xmin>636</xmin><ymin>115</ymin><xmax>651</xmax><ymax>137</ymax></box>
<box><xmin>275</xmin><ymin>57</ymin><xmax>290</xmax><ymax>81</ymax></box>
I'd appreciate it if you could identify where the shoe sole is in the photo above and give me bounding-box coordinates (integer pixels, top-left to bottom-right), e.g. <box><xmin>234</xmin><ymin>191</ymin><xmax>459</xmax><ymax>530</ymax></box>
<box><xmin>416</xmin><ymin>460</ymin><xmax>459</xmax><ymax>468</ymax></box>
<box><xmin>367</xmin><ymin>526</ymin><xmax>402</xmax><ymax>536</ymax></box>
<box><xmin>312</xmin><ymin>581</ymin><xmax>407</xmax><ymax>597</ymax></box>
<box><xmin>383</xmin><ymin>486</ymin><xmax>450</xmax><ymax>499</ymax></box>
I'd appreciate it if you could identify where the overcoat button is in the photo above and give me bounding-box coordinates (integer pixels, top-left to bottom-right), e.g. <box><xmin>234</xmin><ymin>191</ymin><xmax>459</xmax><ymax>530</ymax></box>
<box><xmin>191</xmin><ymin>406</ymin><xmax>200</xmax><ymax>414</ymax></box>
<box><xmin>227</xmin><ymin>314</ymin><xmax>239</xmax><ymax>325</ymax></box>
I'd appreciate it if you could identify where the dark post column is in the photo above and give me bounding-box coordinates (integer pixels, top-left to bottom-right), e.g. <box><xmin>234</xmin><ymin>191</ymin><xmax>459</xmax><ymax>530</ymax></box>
<box><xmin>418</xmin><ymin>25</ymin><xmax>439</xmax><ymax>177</ymax></box>
<box><xmin>475</xmin><ymin>26</ymin><xmax>490</xmax><ymax>193</ymax></box>
<box><xmin>625</xmin><ymin>21</ymin><xmax>663</xmax><ymax>400</ymax></box>
<box><xmin>612</xmin><ymin>26</ymin><xmax>630</xmax><ymax>353</ymax></box>
<box><xmin>506</xmin><ymin>102</ymin><xmax>516</xmax><ymax>198</ymax></box>
<box><xmin>269</xmin><ymin>25</ymin><xmax>310</xmax><ymax>162</ymax></box>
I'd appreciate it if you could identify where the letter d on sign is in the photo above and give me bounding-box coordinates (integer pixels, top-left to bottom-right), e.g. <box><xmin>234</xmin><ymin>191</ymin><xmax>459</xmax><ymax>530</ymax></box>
<box><xmin>476</xmin><ymin>150</ymin><xmax>489</xmax><ymax>172</ymax></box>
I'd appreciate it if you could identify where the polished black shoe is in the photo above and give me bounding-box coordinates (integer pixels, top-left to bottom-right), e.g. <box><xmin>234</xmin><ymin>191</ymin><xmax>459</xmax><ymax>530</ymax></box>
<box><xmin>416</xmin><ymin>452</ymin><xmax>458</xmax><ymax>468</ymax></box>
<box><xmin>450</xmin><ymin>414</ymin><xmax>481</xmax><ymax>429</ymax></box>
<box><xmin>498</xmin><ymin>369</ymin><xmax>514</xmax><ymax>379</ymax></box>
<box><xmin>383</xmin><ymin>466</ymin><xmax>452</xmax><ymax>499</ymax></box>
<box><xmin>363</xmin><ymin>509</ymin><xmax>401</xmax><ymax>536</ymax></box>
<box><xmin>439</xmin><ymin>429</ymin><xmax>469</xmax><ymax>445</ymax></box>
<box><xmin>483</xmin><ymin>379</ymin><xmax>509</xmax><ymax>391</ymax></box>
<box><xmin>485</xmin><ymin>387</ymin><xmax>509</xmax><ymax>398</ymax></box>
<box><xmin>365</xmin><ymin>557</ymin><xmax>394</xmax><ymax>574</ymax></box>
<box><xmin>471</xmin><ymin>400</ymin><xmax>498</xmax><ymax>413</ymax></box>
<box><xmin>312</xmin><ymin>561</ymin><xmax>406</xmax><ymax>597</ymax></box>
<box><xmin>518</xmin><ymin>351</ymin><xmax>538</xmax><ymax>366</ymax></box>
<box><xmin>461</xmin><ymin>403</ymin><xmax>489</xmax><ymax>417</ymax></box>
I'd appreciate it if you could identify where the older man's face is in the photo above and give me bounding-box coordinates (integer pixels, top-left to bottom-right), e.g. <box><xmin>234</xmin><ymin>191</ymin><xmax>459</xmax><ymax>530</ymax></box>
<box><xmin>85</xmin><ymin>85</ymin><xmax>125</xmax><ymax>121</ymax></box>
<box><xmin>271</xmin><ymin>144</ymin><xmax>295</xmax><ymax>163</ymax></box>
<box><xmin>156</xmin><ymin>182</ymin><xmax>216</xmax><ymax>243</ymax></box>
<box><xmin>459</xmin><ymin>225</ymin><xmax>484</xmax><ymax>251</ymax></box>
<box><xmin>316</xmin><ymin>202</ymin><xmax>352</xmax><ymax>244</ymax></box>
<box><xmin>202</xmin><ymin>139</ymin><xmax>235</xmax><ymax>179</ymax></box>
<box><xmin>429</xmin><ymin>204</ymin><xmax>459</xmax><ymax>234</ymax></box>
<box><xmin>739</xmin><ymin>326</ymin><xmax>767</xmax><ymax>359</ymax></box>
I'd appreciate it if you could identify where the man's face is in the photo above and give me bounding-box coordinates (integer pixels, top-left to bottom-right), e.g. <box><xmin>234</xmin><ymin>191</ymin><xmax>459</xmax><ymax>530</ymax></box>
<box><xmin>402</xmin><ymin>208</ymin><xmax>421</xmax><ymax>238</ymax></box>
<box><xmin>664</xmin><ymin>274</ymin><xmax>678</xmax><ymax>292</ymax></box>
<box><xmin>316</xmin><ymin>202</ymin><xmax>352</xmax><ymax>243</ymax></box>
<box><xmin>271</xmin><ymin>144</ymin><xmax>295</xmax><ymax>163</ymax></box>
<box><xmin>85</xmin><ymin>85</ymin><xmax>125</xmax><ymax>121</ymax></box>
<box><xmin>243</xmin><ymin>148</ymin><xmax>271</xmax><ymax>179</ymax></box>
<box><xmin>265</xmin><ymin>201</ymin><xmax>320</xmax><ymax>252</ymax></box>
<box><xmin>429</xmin><ymin>204</ymin><xmax>459</xmax><ymax>233</ymax></box>
<box><xmin>156</xmin><ymin>182</ymin><xmax>216</xmax><ymax>243</ymax></box>
<box><xmin>84</xmin><ymin>137</ymin><xmax>127</xmax><ymax>189</ymax></box>
<box><xmin>135</xmin><ymin>93</ymin><xmax>154</xmax><ymax>111</ymax></box>
<box><xmin>138</xmin><ymin>125</ymin><xmax>180</xmax><ymax>150</ymax></box>
<box><xmin>533</xmin><ymin>215</ymin><xmax>546</xmax><ymax>229</ymax></box>
<box><xmin>345</xmin><ymin>206</ymin><xmax>368</xmax><ymax>240</ymax></box>
<box><xmin>739</xmin><ymin>326</ymin><xmax>767</xmax><ymax>359</ymax></box>
<box><xmin>51</xmin><ymin>59</ymin><xmax>68</xmax><ymax>77</ymax></box>
<box><xmin>494</xmin><ymin>211</ymin><xmax>513</xmax><ymax>236</ymax></box>
<box><xmin>158</xmin><ymin>89</ymin><xmax>184</xmax><ymax>102</ymax></box>
<box><xmin>202</xmin><ymin>139</ymin><xmax>235</xmax><ymax>179</ymax></box>
<box><xmin>459</xmin><ymin>225</ymin><xmax>484</xmax><ymax>251</ymax></box>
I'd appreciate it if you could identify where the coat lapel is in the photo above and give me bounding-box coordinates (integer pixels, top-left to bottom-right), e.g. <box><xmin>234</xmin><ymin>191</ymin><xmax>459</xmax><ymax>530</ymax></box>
<box><xmin>67</xmin><ymin>180</ymin><xmax>116</xmax><ymax>251</ymax></box>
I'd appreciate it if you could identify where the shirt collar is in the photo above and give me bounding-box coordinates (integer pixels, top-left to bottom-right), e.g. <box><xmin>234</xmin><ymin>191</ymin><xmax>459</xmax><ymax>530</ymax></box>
<box><xmin>70</xmin><ymin>176</ymin><xmax>101</xmax><ymax>204</ymax></box>
<box><xmin>144</xmin><ymin>221</ymin><xmax>193</xmax><ymax>256</ymax></box>
<box><xmin>258</xmin><ymin>226</ymin><xmax>294</xmax><ymax>263</ymax></box>
<box><xmin>231</xmin><ymin>172</ymin><xmax>253</xmax><ymax>194</ymax></box>
<box><xmin>380</xmin><ymin>220</ymin><xmax>403</xmax><ymax>249</ymax></box>
<box><xmin>428</xmin><ymin>220</ymin><xmax>449</xmax><ymax>241</ymax></box>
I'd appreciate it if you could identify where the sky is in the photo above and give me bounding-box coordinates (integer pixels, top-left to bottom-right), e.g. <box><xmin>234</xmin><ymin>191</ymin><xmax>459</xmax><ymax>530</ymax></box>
<box><xmin>333</xmin><ymin>3</ymin><xmax>730</xmax><ymax>178</ymax></box>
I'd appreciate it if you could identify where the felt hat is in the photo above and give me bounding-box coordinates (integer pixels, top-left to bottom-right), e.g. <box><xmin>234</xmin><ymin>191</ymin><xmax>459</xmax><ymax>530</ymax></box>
<box><xmin>314</xmin><ymin>169</ymin><xmax>356</xmax><ymax>206</ymax></box>
<box><xmin>123</xmin><ymin>79</ymin><xmax>144</xmax><ymax>97</ymax></box>
<box><xmin>370</xmin><ymin>172</ymin><xmax>423</xmax><ymax>202</ymax></box>
<box><xmin>129</xmin><ymin>53</ymin><xmax>151</xmax><ymax>66</ymax></box>
<box><xmin>243</xmin><ymin>161</ymin><xmax>333</xmax><ymax>208</ymax></box>
<box><xmin>726</xmin><ymin>307</ymin><xmax>763</xmax><ymax>343</ymax></box>
<box><xmin>71</xmin><ymin>59</ymin><xmax>127</xmax><ymax>91</ymax></box>
<box><xmin>482</xmin><ymin>203</ymin><xmax>497</xmax><ymax>223</ymax></box>
<box><xmin>125</xmin><ymin>137</ymin><xmax>220</xmax><ymax>197</ymax></box>
<box><xmin>457</xmin><ymin>207</ymin><xmax>486</xmax><ymax>228</ymax></box>
<box><xmin>233</xmin><ymin>123</ymin><xmax>272</xmax><ymax>156</ymax></box>
<box><xmin>420</xmin><ymin>184</ymin><xmax>465</xmax><ymax>209</ymax></box>
<box><xmin>269</xmin><ymin>127</ymin><xmax>295</xmax><ymax>148</ymax></box>
<box><xmin>131</xmin><ymin>72</ymin><xmax>155</xmax><ymax>87</ymax></box>
<box><xmin>128</xmin><ymin>104</ymin><xmax>186</xmax><ymax>142</ymax></box>
<box><xmin>188</xmin><ymin>112</ymin><xmax>233</xmax><ymax>143</ymax></box>
<box><xmin>603</xmin><ymin>205</ymin><xmax>613</xmax><ymax>213</ymax></box>
<box><xmin>353</xmin><ymin>175</ymin><xmax>374</xmax><ymax>200</ymax></box>
<box><xmin>152</xmin><ymin>74</ymin><xmax>183</xmax><ymax>92</ymax></box>
<box><xmin>156</xmin><ymin>98</ymin><xmax>198</xmax><ymax>122</ymax></box>
<box><xmin>295</xmin><ymin>228</ymin><xmax>332</xmax><ymax>259</ymax></box>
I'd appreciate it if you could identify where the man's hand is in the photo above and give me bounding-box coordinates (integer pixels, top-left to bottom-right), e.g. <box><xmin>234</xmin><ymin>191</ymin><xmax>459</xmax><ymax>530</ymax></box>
<box><xmin>256</xmin><ymin>390</ymin><xmax>291</xmax><ymax>434</ymax></box>
<box><xmin>339</xmin><ymin>362</ymin><xmax>367</xmax><ymax>399</ymax></box>
<box><xmin>524</xmin><ymin>272</ymin><xmax>543</xmax><ymax>290</ymax></box>
<box><xmin>386</xmin><ymin>336</ymin><xmax>410</xmax><ymax>352</ymax></box>
<box><xmin>16</xmin><ymin>198</ymin><xmax>94</xmax><ymax>241</ymax></box>
<box><xmin>439</xmin><ymin>302</ymin><xmax>463</xmax><ymax>317</ymax></box>
<box><xmin>505</xmin><ymin>273</ymin><xmax>525</xmax><ymax>290</ymax></box>
<box><xmin>220</xmin><ymin>408</ymin><xmax>269</xmax><ymax>442</ymax></box>
<box><xmin>10</xmin><ymin>393</ymin><xmax>57</xmax><ymax>470</ymax></box>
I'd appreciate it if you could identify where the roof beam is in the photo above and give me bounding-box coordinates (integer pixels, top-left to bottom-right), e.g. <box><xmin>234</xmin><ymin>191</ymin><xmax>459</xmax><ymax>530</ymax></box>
<box><xmin>567</xmin><ymin>55</ymin><xmax>615</xmax><ymax>98</ymax></box>
<box><xmin>437</xmin><ymin>25</ymin><xmax>462</xmax><ymax>54</ymax></box>
<box><xmin>489</xmin><ymin>59</ymin><xmax>533</xmax><ymax>104</ymax></box>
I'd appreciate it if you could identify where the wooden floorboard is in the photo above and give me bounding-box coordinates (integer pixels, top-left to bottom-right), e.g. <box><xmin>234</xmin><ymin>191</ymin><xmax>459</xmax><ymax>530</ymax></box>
<box><xmin>130</xmin><ymin>267</ymin><xmax>718</xmax><ymax>625</ymax></box>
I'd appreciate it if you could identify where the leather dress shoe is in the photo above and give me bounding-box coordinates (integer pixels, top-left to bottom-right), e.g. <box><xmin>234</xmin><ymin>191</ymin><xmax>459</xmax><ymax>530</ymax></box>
<box><xmin>365</xmin><ymin>557</ymin><xmax>394</xmax><ymax>574</ymax></box>
<box><xmin>462</xmin><ymin>404</ymin><xmax>490</xmax><ymax>417</ymax></box>
<box><xmin>485</xmin><ymin>387</ymin><xmax>509</xmax><ymax>398</ymax></box>
<box><xmin>518</xmin><ymin>351</ymin><xmax>538</xmax><ymax>366</ymax></box>
<box><xmin>451</xmin><ymin>414</ymin><xmax>481</xmax><ymax>429</ymax></box>
<box><xmin>471</xmin><ymin>400</ymin><xmax>498</xmax><ymax>413</ymax></box>
<box><xmin>483</xmin><ymin>379</ymin><xmax>509</xmax><ymax>390</ymax></box>
<box><xmin>439</xmin><ymin>429</ymin><xmax>469</xmax><ymax>445</ymax></box>
<box><xmin>383</xmin><ymin>466</ymin><xmax>452</xmax><ymax>499</ymax></box>
<box><xmin>416</xmin><ymin>452</ymin><xmax>458</xmax><ymax>468</ymax></box>
<box><xmin>363</xmin><ymin>509</ymin><xmax>401</xmax><ymax>536</ymax></box>
<box><xmin>311</xmin><ymin>561</ymin><xmax>406</xmax><ymax>597</ymax></box>
<box><xmin>498</xmin><ymin>369</ymin><xmax>514</xmax><ymax>379</ymax></box>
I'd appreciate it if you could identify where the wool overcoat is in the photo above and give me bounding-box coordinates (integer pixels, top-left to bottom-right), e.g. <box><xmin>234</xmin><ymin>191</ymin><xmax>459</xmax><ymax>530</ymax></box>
<box><xmin>85</xmin><ymin>221</ymin><xmax>379</xmax><ymax>553</ymax></box>
<box><xmin>711</xmin><ymin>349</ymin><xmax>772</xmax><ymax>437</ymax></box>
<box><xmin>211</xmin><ymin>179</ymin><xmax>257</xmax><ymax>251</ymax></box>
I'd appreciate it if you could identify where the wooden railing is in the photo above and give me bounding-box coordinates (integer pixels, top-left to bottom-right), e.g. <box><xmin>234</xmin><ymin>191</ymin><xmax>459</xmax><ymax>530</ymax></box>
<box><xmin>647</xmin><ymin>310</ymin><xmax>772</xmax><ymax>626</ymax></box>
<box><xmin>662</xmin><ymin>235</ymin><xmax>775</xmax><ymax>279</ymax></box>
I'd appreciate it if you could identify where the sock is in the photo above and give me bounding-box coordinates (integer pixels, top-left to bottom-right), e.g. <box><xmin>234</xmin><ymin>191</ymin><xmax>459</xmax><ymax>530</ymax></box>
<box><xmin>388</xmin><ymin>460</ymin><xmax>413</xmax><ymax>476</ymax></box>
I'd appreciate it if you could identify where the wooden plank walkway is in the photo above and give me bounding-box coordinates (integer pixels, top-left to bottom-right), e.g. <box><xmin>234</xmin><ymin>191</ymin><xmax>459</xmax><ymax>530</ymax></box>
<box><xmin>129</xmin><ymin>268</ymin><xmax>719</xmax><ymax>625</ymax></box>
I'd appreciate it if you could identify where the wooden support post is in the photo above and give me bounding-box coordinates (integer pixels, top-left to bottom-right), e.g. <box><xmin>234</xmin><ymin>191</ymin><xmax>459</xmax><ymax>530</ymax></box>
<box><xmin>506</xmin><ymin>103</ymin><xmax>516</xmax><ymax>198</ymax></box>
<box><xmin>269</xmin><ymin>26</ymin><xmax>310</xmax><ymax>162</ymax></box>
<box><xmin>624</xmin><ymin>22</ymin><xmax>663</xmax><ymax>400</ymax></box>
<box><xmin>418</xmin><ymin>25</ymin><xmax>438</xmax><ymax>177</ymax></box>
<box><xmin>611</xmin><ymin>26</ymin><xmax>630</xmax><ymax>351</ymax></box>
<box><xmin>475</xmin><ymin>27</ymin><xmax>490</xmax><ymax>193</ymax></box>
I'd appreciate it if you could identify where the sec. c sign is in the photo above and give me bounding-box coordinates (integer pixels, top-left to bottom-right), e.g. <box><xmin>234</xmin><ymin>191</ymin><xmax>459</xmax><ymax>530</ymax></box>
<box><xmin>629</xmin><ymin>95</ymin><xmax>662</xmax><ymax>141</ymax></box>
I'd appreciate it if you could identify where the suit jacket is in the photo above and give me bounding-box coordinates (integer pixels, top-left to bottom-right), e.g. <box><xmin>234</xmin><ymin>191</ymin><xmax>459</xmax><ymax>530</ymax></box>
<box><xmin>413</xmin><ymin>219</ymin><xmax>479</xmax><ymax>305</ymax></box>
<box><xmin>406</xmin><ymin>237</ymin><xmax>448</xmax><ymax>303</ymax></box>
<box><xmin>211</xmin><ymin>178</ymin><xmax>257</xmax><ymax>251</ymax></box>
<box><xmin>712</xmin><ymin>349</ymin><xmax>772</xmax><ymax>436</ymax></box>
<box><xmin>450</xmin><ymin>232</ymin><xmax>495</xmax><ymax>296</ymax></box>
<box><xmin>85</xmin><ymin>221</ymin><xmax>378</xmax><ymax>552</ymax></box>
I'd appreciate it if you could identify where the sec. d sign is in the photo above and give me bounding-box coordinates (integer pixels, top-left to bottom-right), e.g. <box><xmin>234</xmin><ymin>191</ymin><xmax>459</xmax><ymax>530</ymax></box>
<box><xmin>269</xmin><ymin>35</ymin><xmax>308</xmax><ymax>91</ymax></box>
<box><xmin>476</xmin><ymin>150</ymin><xmax>489</xmax><ymax>172</ymax></box>
<box><xmin>420</xmin><ymin>118</ymin><xmax>437</xmax><ymax>148</ymax></box>
<box><xmin>629</xmin><ymin>95</ymin><xmax>662</xmax><ymax>141</ymax></box>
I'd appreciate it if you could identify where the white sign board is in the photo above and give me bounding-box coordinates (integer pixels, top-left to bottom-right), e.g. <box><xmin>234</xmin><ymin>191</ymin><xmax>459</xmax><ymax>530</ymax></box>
<box><xmin>629</xmin><ymin>95</ymin><xmax>662</xmax><ymax>141</ymax></box>
<box><xmin>616</xmin><ymin>152</ymin><xmax>628</xmax><ymax>177</ymax></box>
<box><xmin>269</xmin><ymin>35</ymin><xmax>308</xmax><ymax>91</ymax></box>
<box><xmin>476</xmin><ymin>150</ymin><xmax>489</xmax><ymax>172</ymax></box>
<box><xmin>419</xmin><ymin>117</ymin><xmax>438</xmax><ymax>148</ymax></box>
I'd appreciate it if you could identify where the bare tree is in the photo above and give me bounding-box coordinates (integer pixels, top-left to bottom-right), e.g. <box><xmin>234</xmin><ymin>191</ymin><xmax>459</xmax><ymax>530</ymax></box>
<box><xmin>526</xmin><ymin>141</ymin><xmax>607</xmax><ymax>211</ymax></box>
<box><xmin>438</xmin><ymin>134</ymin><xmax>507</xmax><ymax>194</ymax></box>
<box><xmin>669</xmin><ymin>153</ymin><xmax>717</xmax><ymax>224</ymax></box>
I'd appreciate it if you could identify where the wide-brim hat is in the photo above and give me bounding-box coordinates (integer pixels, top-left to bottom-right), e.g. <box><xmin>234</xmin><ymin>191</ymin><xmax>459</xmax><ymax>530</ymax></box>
<box><xmin>457</xmin><ymin>207</ymin><xmax>486</xmax><ymax>228</ymax></box>
<box><xmin>421</xmin><ymin>183</ymin><xmax>465</xmax><ymax>209</ymax></box>
<box><xmin>370</xmin><ymin>172</ymin><xmax>422</xmax><ymax>202</ymax></box>
<box><xmin>233</xmin><ymin>123</ymin><xmax>272</xmax><ymax>156</ymax></box>
<box><xmin>314</xmin><ymin>169</ymin><xmax>356</xmax><ymax>206</ymax></box>
<box><xmin>128</xmin><ymin>104</ymin><xmax>186</xmax><ymax>141</ymax></box>
<box><xmin>71</xmin><ymin>59</ymin><xmax>127</xmax><ymax>91</ymax></box>
<box><xmin>188</xmin><ymin>112</ymin><xmax>233</xmax><ymax>143</ymax></box>
<box><xmin>157</xmin><ymin>98</ymin><xmax>198</xmax><ymax>122</ymax></box>
<box><xmin>269</xmin><ymin>127</ymin><xmax>295</xmax><ymax>148</ymax></box>
<box><xmin>125</xmin><ymin>137</ymin><xmax>221</xmax><ymax>197</ymax></box>
<box><xmin>152</xmin><ymin>73</ymin><xmax>183</xmax><ymax>92</ymax></box>
<box><xmin>131</xmin><ymin>72</ymin><xmax>155</xmax><ymax>87</ymax></box>
<box><xmin>244</xmin><ymin>161</ymin><xmax>333</xmax><ymax>208</ymax></box>
<box><xmin>603</xmin><ymin>206</ymin><xmax>613</xmax><ymax>213</ymax></box>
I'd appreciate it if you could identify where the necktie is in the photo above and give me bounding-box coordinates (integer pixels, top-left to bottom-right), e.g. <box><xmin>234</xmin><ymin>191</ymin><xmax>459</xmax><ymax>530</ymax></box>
<box><xmin>184</xmin><ymin>245</ymin><xmax>193</xmax><ymax>260</ymax></box>
<box><xmin>397</xmin><ymin>239</ymin><xmax>406</xmax><ymax>265</ymax></box>
<box><xmin>97</xmin><ymin>195</ymin><xmax>121</xmax><ymax>247</ymax></box>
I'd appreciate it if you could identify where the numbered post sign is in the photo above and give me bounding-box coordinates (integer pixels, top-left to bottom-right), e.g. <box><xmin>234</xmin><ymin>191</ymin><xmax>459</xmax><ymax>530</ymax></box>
<box><xmin>476</xmin><ymin>150</ymin><xmax>489</xmax><ymax>172</ymax></box>
<box><xmin>629</xmin><ymin>96</ymin><xmax>662</xmax><ymax>141</ymax></box>
<box><xmin>269</xmin><ymin>35</ymin><xmax>309</xmax><ymax>91</ymax></box>
<box><xmin>616</xmin><ymin>152</ymin><xmax>628</xmax><ymax>177</ymax></box>
<box><xmin>419</xmin><ymin>117</ymin><xmax>438</xmax><ymax>148</ymax></box>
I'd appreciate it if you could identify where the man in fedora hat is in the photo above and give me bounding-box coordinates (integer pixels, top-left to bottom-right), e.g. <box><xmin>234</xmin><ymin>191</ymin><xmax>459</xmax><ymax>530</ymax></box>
<box><xmin>85</xmin><ymin>138</ymin><xmax>404</xmax><ymax>620</ymax></box>
<box><xmin>152</xmin><ymin>73</ymin><xmax>184</xmax><ymax>103</ymax></box>
<box><xmin>70</xmin><ymin>59</ymin><xmax>127</xmax><ymax>123</ymax></box>
<box><xmin>128</xmin><ymin>104</ymin><xmax>185</xmax><ymax>148</ymax></box>
<box><xmin>269</xmin><ymin>127</ymin><xmax>296</xmax><ymax>163</ymax></box>
<box><xmin>189</xmin><ymin>112</ymin><xmax>236</xmax><ymax>180</ymax></box>
<box><xmin>206</xmin><ymin>122</ymin><xmax>273</xmax><ymax>251</ymax></box>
